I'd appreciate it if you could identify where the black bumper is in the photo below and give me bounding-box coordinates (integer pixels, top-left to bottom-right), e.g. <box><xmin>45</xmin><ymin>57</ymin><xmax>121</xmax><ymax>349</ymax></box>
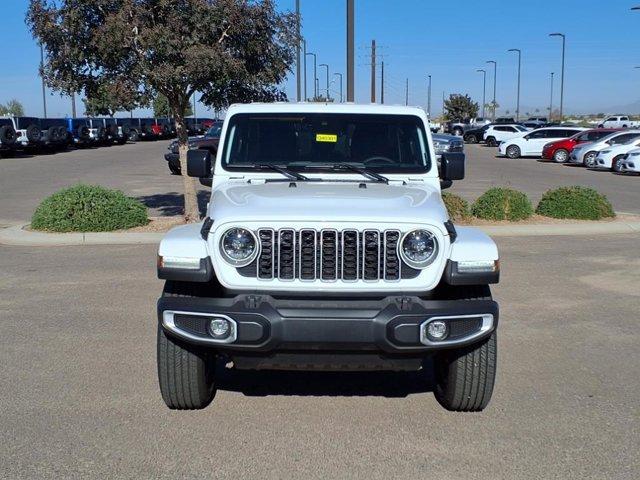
<box><xmin>158</xmin><ymin>294</ymin><xmax>498</xmax><ymax>354</ymax></box>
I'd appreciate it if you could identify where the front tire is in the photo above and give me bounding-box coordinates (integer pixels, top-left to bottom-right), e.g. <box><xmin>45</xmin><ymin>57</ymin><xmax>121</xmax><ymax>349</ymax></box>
<box><xmin>486</xmin><ymin>136</ymin><xmax>496</xmax><ymax>147</ymax></box>
<box><xmin>612</xmin><ymin>155</ymin><xmax>625</xmax><ymax>172</ymax></box>
<box><xmin>506</xmin><ymin>145</ymin><xmax>521</xmax><ymax>159</ymax></box>
<box><xmin>434</xmin><ymin>285</ymin><xmax>497</xmax><ymax>412</ymax></box>
<box><xmin>464</xmin><ymin>134</ymin><xmax>478</xmax><ymax>144</ymax></box>
<box><xmin>157</xmin><ymin>281</ymin><xmax>216</xmax><ymax>409</ymax></box>
<box><xmin>583</xmin><ymin>151</ymin><xmax>597</xmax><ymax>167</ymax></box>
<box><xmin>552</xmin><ymin>148</ymin><xmax>569</xmax><ymax>163</ymax></box>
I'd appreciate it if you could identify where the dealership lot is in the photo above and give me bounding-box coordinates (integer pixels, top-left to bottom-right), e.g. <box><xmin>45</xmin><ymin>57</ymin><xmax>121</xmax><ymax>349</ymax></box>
<box><xmin>1</xmin><ymin>140</ymin><xmax>639</xmax><ymax>478</ymax></box>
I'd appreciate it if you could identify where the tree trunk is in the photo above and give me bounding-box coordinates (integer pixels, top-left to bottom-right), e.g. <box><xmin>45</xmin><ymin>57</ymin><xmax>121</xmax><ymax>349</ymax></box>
<box><xmin>174</xmin><ymin>112</ymin><xmax>200</xmax><ymax>223</ymax></box>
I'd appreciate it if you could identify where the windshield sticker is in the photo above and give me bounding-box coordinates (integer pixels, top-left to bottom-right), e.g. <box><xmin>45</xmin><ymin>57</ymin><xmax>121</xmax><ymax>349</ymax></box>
<box><xmin>316</xmin><ymin>133</ymin><xmax>337</xmax><ymax>143</ymax></box>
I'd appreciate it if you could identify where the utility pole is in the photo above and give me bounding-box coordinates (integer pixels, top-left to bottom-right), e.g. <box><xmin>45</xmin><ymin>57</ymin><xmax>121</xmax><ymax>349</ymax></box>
<box><xmin>427</xmin><ymin>75</ymin><xmax>432</xmax><ymax>117</ymax></box>
<box><xmin>549</xmin><ymin>33</ymin><xmax>565</xmax><ymax>121</ymax></box>
<box><xmin>346</xmin><ymin>0</ymin><xmax>354</xmax><ymax>102</ymax></box>
<box><xmin>302</xmin><ymin>39</ymin><xmax>307</xmax><ymax>101</ymax></box>
<box><xmin>306</xmin><ymin>52</ymin><xmax>317</xmax><ymax>98</ymax></box>
<box><xmin>370</xmin><ymin>39</ymin><xmax>376</xmax><ymax>103</ymax></box>
<box><xmin>71</xmin><ymin>93</ymin><xmax>76</xmax><ymax>117</ymax></box>
<box><xmin>486</xmin><ymin>60</ymin><xmax>497</xmax><ymax>120</ymax></box>
<box><xmin>40</xmin><ymin>44</ymin><xmax>47</xmax><ymax>118</ymax></box>
<box><xmin>476</xmin><ymin>69</ymin><xmax>486</xmax><ymax>119</ymax></box>
<box><xmin>549</xmin><ymin>72</ymin><xmax>554</xmax><ymax>121</ymax></box>
<box><xmin>380</xmin><ymin>61</ymin><xmax>385</xmax><ymax>104</ymax></box>
<box><xmin>295</xmin><ymin>0</ymin><xmax>301</xmax><ymax>102</ymax></box>
<box><xmin>334</xmin><ymin>73</ymin><xmax>343</xmax><ymax>102</ymax></box>
<box><xmin>405</xmin><ymin>78</ymin><xmax>409</xmax><ymax>106</ymax></box>
<box><xmin>320</xmin><ymin>63</ymin><xmax>330</xmax><ymax>100</ymax></box>
<box><xmin>508</xmin><ymin>48</ymin><xmax>521</xmax><ymax>121</ymax></box>
<box><xmin>193</xmin><ymin>93</ymin><xmax>197</xmax><ymax>123</ymax></box>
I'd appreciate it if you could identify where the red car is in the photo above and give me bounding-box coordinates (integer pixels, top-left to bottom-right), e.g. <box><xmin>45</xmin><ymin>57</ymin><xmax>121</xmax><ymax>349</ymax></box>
<box><xmin>542</xmin><ymin>128</ymin><xmax>620</xmax><ymax>163</ymax></box>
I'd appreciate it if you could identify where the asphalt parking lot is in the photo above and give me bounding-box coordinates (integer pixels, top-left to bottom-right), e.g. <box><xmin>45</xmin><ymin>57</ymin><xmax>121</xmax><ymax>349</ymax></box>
<box><xmin>0</xmin><ymin>142</ymin><xmax>639</xmax><ymax>479</ymax></box>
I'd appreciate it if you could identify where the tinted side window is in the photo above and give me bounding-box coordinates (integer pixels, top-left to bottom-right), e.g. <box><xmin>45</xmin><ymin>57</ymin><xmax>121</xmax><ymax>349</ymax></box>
<box><xmin>527</xmin><ymin>129</ymin><xmax>549</xmax><ymax>139</ymax></box>
<box><xmin>611</xmin><ymin>133</ymin><xmax>639</xmax><ymax>144</ymax></box>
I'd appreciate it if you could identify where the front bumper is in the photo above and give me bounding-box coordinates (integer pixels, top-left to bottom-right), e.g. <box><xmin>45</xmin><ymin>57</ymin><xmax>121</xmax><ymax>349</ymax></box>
<box><xmin>158</xmin><ymin>294</ymin><xmax>499</xmax><ymax>355</ymax></box>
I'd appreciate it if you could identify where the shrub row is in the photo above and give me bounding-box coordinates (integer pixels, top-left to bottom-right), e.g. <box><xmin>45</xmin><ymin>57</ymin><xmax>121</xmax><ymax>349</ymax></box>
<box><xmin>444</xmin><ymin>186</ymin><xmax>615</xmax><ymax>222</ymax></box>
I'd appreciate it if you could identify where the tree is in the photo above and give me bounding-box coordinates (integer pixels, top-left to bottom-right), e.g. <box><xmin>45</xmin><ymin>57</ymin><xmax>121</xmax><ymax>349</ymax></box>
<box><xmin>484</xmin><ymin>101</ymin><xmax>499</xmax><ymax>120</ymax></box>
<box><xmin>84</xmin><ymin>79</ymin><xmax>146</xmax><ymax>117</ymax></box>
<box><xmin>28</xmin><ymin>0</ymin><xmax>297</xmax><ymax>222</ymax></box>
<box><xmin>443</xmin><ymin>94</ymin><xmax>479</xmax><ymax>121</ymax></box>
<box><xmin>0</xmin><ymin>99</ymin><xmax>25</xmax><ymax>116</ymax></box>
<box><xmin>153</xmin><ymin>94</ymin><xmax>192</xmax><ymax>118</ymax></box>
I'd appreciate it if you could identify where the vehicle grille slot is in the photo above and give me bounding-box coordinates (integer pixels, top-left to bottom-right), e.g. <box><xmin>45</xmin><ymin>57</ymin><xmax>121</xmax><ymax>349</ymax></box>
<box><xmin>257</xmin><ymin>229</ymin><xmax>274</xmax><ymax>279</ymax></box>
<box><xmin>384</xmin><ymin>231</ymin><xmax>401</xmax><ymax>280</ymax></box>
<box><xmin>278</xmin><ymin>229</ymin><xmax>295</xmax><ymax>280</ymax></box>
<box><xmin>321</xmin><ymin>230</ymin><xmax>338</xmax><ymax>281</ymax></box>
<box><xmin>299</xmin><ymin>229</ymin><xmax>317</xmax><ymax>280</ymax></box>
<box><xmin>363</xmin><ymin>230</ymin><xmax>380</xmax><ymax>280</ymax></box>
<box><xmin>341</xmin><ymin>230</ymin><xmax>359</xmax><ymax>281</ymax></box>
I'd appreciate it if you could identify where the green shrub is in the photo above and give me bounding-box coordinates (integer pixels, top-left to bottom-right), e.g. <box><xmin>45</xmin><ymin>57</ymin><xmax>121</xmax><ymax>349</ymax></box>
<box><xmin>31</xmin><ymin>184</ymin><xmax>149</xmax><ymax>232</ymax></box>
<box><xmin>442</xmin><ymin>192</ymin><xmax>470</xmax><ymax>221</ymax></box>
<box><xmin>471</xmin><ymin>187</ymin><xmax>534</xmax><ymax>221</ymax></box>
<box><xmin>536</xmin><ymin>186</ymin><xmax>615</xmax><ymax>220</ymax></box>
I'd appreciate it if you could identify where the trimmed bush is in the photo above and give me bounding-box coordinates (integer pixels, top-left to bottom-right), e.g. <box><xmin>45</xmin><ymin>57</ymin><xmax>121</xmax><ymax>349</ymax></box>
<box><xmin>536</xmin><ymin>186</ymin><xmax>615</xmax><ymax>220</ymax></box>
<box><xmin>472</xmin><ymin>187</ymin><xmax>534</xmax><ymax>221</ymax></box>
<box><xmin>31</xmin><ymin>184</ymin><xmax>149</xmax><ymax>232</ymax></box>
<box><xmin>442</xmin><ymin>192</ymin><xmax>470</xmax><ymax>221</ymax></box>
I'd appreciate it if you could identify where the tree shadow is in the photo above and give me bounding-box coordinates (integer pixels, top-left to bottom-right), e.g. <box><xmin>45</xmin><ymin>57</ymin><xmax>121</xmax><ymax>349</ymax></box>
<box><xmin>136</xmin><ymin>191</ymin><xmax>209</xmax><ymax>217</ymax></box>
<box><xmin>214</xmin><ymin>358</ymin><xmax>436</xmax><ymax>398</ymax></box>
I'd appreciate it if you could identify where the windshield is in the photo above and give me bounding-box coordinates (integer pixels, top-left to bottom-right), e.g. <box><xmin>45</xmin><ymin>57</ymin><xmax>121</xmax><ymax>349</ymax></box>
<box><xmin>222</xmin><ymin>113</ymin><xmax>430</xmax><ymax>174</ymax></box>
<box><xmin>515</xmin><ymin>125</ymin><xmax>528</xmax><ymax>132</ymax></box>
<box><xmin>206</xmin><ymin>123</ymin><xmax>222</xmax><ymax>137</ymax></box>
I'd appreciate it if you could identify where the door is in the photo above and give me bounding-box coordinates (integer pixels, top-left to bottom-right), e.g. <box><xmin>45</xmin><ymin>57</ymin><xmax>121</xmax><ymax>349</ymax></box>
<box><xmin>521</xmin><ymin>129</ymin><xmax>552</xmax><ymax>155</ymax></box>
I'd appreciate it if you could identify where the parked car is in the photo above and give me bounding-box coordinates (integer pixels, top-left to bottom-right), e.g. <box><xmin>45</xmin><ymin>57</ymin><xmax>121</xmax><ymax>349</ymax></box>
<box><xmin>0</xmin><ymin>118</ymin><xmax>18</xmax><ymax>156</ymax></box>
<box><xmin>620</xmin><ymin>148</ymin><xmax>640</xmax><ymax>174</ymax></box>
<box><xmin>497</xmin><ymin>127</ymin><xmax>586</xmax><ymax>159</ymax></box>
<box><xmin>63</xmin><ymin>118</ymin><xmax>92</xmax><ymax>147</ymax></box>
<box><xmin>463</xmin><ymin>124</ymin><xmax>493</xmax><ymax>144</ymax></box>
<box><xmin>592</xmin><ymin>137</ymin><xmax>640</xmax><ymax>171</ymax></box>
<box><xmin>494</xmin><ymin>117</ymin><xmax>516</xmax><ymax>124</ymax></box>
<box><xmin>432</xmin><ymin>133</ymin><xmax>464</xmax><ymax>159</ymax></box>
<box><xmin>444</xmin><ymin>117</ymin><xmax>490</xmax><ymax>136</ymax></box>
<box><xmin>541</xmin><ymin>128</ymin><xmax>621</xmax><ymax>163</ymax></box>
<box><xmin>523</xmin><ymin>117</ymin><xmax>548</xmax><ymax>128</ymax></box>
<box><xmin>164</xmin><ymin>121</ymin><xmax>223</xmax><ymax>174</ymax></box>
<box><xmin>597</xmin><ymin>115</ymin><xmax>639</xmax><ymax>129</ymax></box>
<box><xmin>568</xmin><ymin>130</ymin><xmax>640</xmax><ymax>166</ymax></box>
<box><xmin>184</xmin><ymin>117</ymin><xmax>207</xmax><ymax>135</ymax></box>
<box><xmin>87</xmin><ymin>118</ymin><xmax>108</xmax><ymax>146</ymax></box>
<box><xmin>114</xmin><ymin>118</ymin><xmax>135</xmax><ymax>143</ymax></box>
<box><xmin>39</xmin><ymin>118</ymin><xmax>70</xmax><ymax>150</ymax></box>
<box><xmin>483</xmin><ymin>124</ymin><xmax>529</xmax><ymax>147</ymax></box>
<box><xmin>155</xmin><ymin>118</ymin><xmax>176</xmax><ymax>139</ymax></box>
<box><xmin>7</xmin><ymin>116</ymin><xmax>42</xmax><ymax>152</ymax></box>
<box><xmin>156</xmin><ymin>102</ymin><xmax>500</xmax><ymax>412</ymax></box>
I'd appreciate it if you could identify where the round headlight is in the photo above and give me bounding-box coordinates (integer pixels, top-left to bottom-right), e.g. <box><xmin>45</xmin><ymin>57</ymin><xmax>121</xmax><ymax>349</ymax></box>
<box><xmin>399</xmin><ymin>229</ymin><xmax>438</xmax><ymax>269</ymax></box>
<box><xmin>219</xmin><ymin>227</ymin><xmax>258</xmax><ymax>266</ymax></box>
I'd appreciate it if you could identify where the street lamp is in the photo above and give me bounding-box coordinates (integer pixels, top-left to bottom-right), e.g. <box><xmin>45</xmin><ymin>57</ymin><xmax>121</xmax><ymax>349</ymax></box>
<box><xmin>486</xmin><ymin>60</ymin><xmax>497</xmax><ymax>120</ymax></box>
<box><xmin>334</xmin><ymin>73</ymin><xmax>343</xmax><ymax>102</ymax></box>
<box><xmin>302</xmin><ymin>39</ymin><xmax>307</xmax><ymax>101</ymax></box>
<box><xmin>476</xmin><ymin>69</ymin><xmax>486</xmax><ymax>119</ymax></box>
<box><xmin>427</xmin><ymin>75</ymin><xmax>432</xmax><ymax>117</ymax></box>
<box><xmin>305</xmin><ymin>52</ymin><xmax>317</xmax><ymax>98</ymax></box>
<box><xmin>319</xmin><ymin>63</ymin><xmax>330</xmax><ymax>100</ymax></box>
<box><xmin>549</xmin><ymin>33</ymin><xmax>565</xmax><ymax>121</ymax></box>
<box><xmin>508</xmin><ymin>48</ymin><xmax>521</xmax><ymax>121</ymax></box>
<box><xmin>549</xmin><ymin>72</ymin><xmax>554</xmax><ymax>121</ymax></box>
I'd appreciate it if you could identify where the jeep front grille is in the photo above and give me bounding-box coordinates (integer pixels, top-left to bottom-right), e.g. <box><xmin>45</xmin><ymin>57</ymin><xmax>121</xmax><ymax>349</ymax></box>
<box><xmin>246</xmin><ymin>229</ymin><xmax>416</xmax><ymax>282</ymax></box>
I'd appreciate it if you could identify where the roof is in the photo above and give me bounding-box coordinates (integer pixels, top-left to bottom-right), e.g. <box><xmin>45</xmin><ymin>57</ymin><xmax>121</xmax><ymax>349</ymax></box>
<box><xmin>226</xmin><ymin>102</ymin><xmax>427</xmax><ymax>117</ymax></box>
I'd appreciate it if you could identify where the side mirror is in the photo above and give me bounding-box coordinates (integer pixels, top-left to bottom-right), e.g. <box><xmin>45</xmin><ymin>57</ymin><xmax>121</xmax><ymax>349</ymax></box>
<box><xmin>523</xmin><ymin>135</ymin><xmax>530</xmax><ymax>140</ymax></box>
<box><xmin>187</xmin><ymin>149</ymin><xmax>211</xmax><ymax>178</ymax></box>
<box><xmin>440</xmin><ymin>152</ymin><xmax>465</xmax><ymax>181</ymax></box>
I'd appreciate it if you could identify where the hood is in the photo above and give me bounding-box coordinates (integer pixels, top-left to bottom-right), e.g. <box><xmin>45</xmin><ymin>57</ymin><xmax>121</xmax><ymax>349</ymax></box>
<box><xmin>209</xmin><ymin>181</ymin><xmax>448</xmax><ymax>227</ymax></box>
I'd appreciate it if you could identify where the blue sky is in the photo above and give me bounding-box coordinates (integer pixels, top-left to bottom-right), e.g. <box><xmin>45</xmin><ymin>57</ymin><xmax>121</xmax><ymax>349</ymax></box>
<box><xmin>2</xmin><ymin>0</ymin><xmax>640</xmax><ymax>117</ymax></box>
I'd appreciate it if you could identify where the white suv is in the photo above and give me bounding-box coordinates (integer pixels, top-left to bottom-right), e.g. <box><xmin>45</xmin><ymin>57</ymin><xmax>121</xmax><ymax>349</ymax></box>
<box><xmin>483</xmin><ymin>124</ymin><xmax>529</xmax><ymax>147</ymax></box>
<box><xmin>155</xmin><ymin>103</ymin><xmax>501</xmax><ymax>412</ymax></box>
<box><xmin>498</xmin><ymin>127</ymin><xmax>586</xmax><ymax>159</ymax></box>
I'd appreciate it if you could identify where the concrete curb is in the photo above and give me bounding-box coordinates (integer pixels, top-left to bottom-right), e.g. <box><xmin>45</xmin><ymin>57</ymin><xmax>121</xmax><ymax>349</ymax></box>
<box><xmin>1</xmin><ymin>220</ymin><xmax>639</xmax><ymax>247</ymax></box>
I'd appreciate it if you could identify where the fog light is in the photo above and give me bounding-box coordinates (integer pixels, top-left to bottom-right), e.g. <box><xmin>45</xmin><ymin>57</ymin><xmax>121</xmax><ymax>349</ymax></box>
<box><xmin>426</xmin><ymin>320</ymin><xmax>448</xmax><ymax>341</ymax></box>
<box><xmin>209</xmin><ymin>318</ymin><xmax>231</xmax><ymax>338</ymax></box>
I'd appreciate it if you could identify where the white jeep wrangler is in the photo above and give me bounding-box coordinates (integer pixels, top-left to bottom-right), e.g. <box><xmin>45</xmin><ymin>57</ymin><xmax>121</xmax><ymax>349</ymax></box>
<box><xmin>156</xmin><ymin>103</ymin><xmax>500</xmax><ymax>412</ymax></box>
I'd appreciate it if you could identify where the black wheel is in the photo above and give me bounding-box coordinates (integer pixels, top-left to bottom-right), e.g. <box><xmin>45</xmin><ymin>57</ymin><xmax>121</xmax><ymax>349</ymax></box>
<box><xmin>129</xmin><ymin>130</ymin><xmax>139</xmax><ymax>142</ymax></box>
<box><xmin>157</xmin><ymin>281</ymin><xmax>216</xmax><ymax>410</ymax></box>
<box><xmin>434</xmin><ymin>285</ymin><xmax>497</xmax><ymax>412</ymax></box>
<box><xmin>464</xmin><ymin>134</ymin><xmax>478</xmax><ymax>144</ymax></box>
<box><xmin>486</xmin><ymin>136</ymin><xmax>496</xmax><ymax>147</ymax></box>
<box><xmin>169</xmin><ymin>164</ymin><xmax>181</xmax><ymax>175</ymax></box>
<box><xmin>612</xmin><ymin>155</ymin><xmax>625</xmax><ymax>172</ymax></box>
<box><xmin>552</xmin><ymin>148</ymin><xmax>569</xmax><ymax>163</ymax></box>
<box><xmin>583</xmin><ymin>151</ymin><xmax>597</xmax><ymax>167</ymax></box>
<box><xmin>453</xmin><ymin>128</ymin><xmax>463</xmax><ymax>136</ymax></box>
<box><xmin>506</xmin><ymin>145</ymin><xmax>521</xmax><ymax>159</ymax></box>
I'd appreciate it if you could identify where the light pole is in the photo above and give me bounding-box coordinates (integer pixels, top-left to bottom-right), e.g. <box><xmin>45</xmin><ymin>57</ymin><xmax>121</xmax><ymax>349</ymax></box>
<box><xmin>427</xmin><ymin>75</ymin><xmax>432</xmax><ymax>117</ymax></box>
<box><xmin>476</xmin><ymin>69</ymin><xmax>486</xmax><ymax>119</ymax></box>
<box><xmin>40</xmin><ymin>44</ymin><xmax>47</xmax><ymax>118</ymax></box>
<box><xmin>549</xmin><ymin>33</ymin><xmax>565</xmax><ymax>121</ymax></box>
<box><xmin>486</xmin><ymin>60</ymin><xmax>497</xmax><ymax>120</ymax></box>
<box><xmin>306</xmin><ymin>52</ymin><xmax>317</xmax><ymax>98</ymax></box>
<box><xmin>295</xmin><ymin>0</ymin><xmax>301</xmax><ymax>101</ymax></box>
<box><xmin>302</xmin><ymin>39</ymin><xmax>307</xmax><ymax>100</ymax></box>
<box><xmin>334</xmin><ymin>73</ymin><xmax>343</xmax><ymax>102</ymax></box>
<box><xmin>508</xmin><ymin>48</ymin><xmax>521</xmax><ymax>121</ymax></box>
<box><xmin>346</xmin><ymin>0</ymin><xmax>354</xmax><ymax>102</ymax></box>
<box><xmin>549</xmin><ymin>72</ymin><xmax>554</xmax><ymax>121</ymax></box>
<box><xmin>319</xmin><ymin>63</ymin><xmax>330</xmax><ymax>100</ymax></box>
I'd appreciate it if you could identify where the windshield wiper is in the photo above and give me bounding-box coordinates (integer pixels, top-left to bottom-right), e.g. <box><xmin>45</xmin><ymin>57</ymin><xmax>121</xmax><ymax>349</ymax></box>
<box><xmin>255</xmin><ymin>164</ymin><xmax>310</xmax><ymax>181</ymax></box>
<box><xmin>330</xmin><ymin>163</ymin><xmax>389</xmax><ymax>184</ymax></box>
